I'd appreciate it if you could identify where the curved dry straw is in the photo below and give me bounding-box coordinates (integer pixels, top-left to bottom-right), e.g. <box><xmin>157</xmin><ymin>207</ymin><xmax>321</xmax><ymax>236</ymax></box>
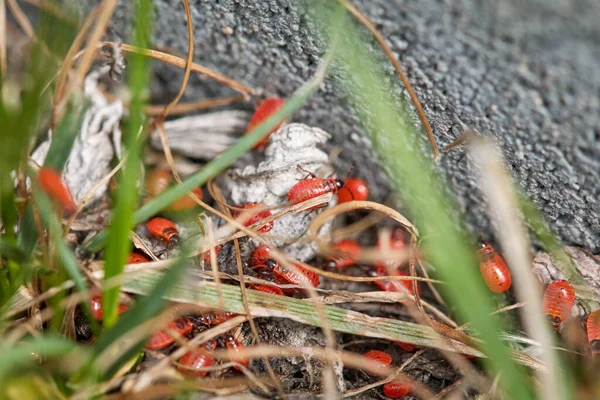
<box><xmin>111</xmin><ymin>42</ymin><xmax>254</xmax><ymax>98</ymax></box>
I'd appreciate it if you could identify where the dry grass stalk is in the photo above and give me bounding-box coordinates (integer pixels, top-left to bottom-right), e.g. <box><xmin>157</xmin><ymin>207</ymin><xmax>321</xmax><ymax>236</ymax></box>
<box><xmin>144</xmin><ymin>96</ymin><xmax>245</xmax><ymax>116</ymax></box>
<box><xmin>112</xmin><ymin>42</ymin><xmax>254</xmax><ymax>98</ymax></box>
<box><xmin>470</xmin><ymin>134</ymin><xmax>561</xmax><ymax>400</ymax></box>
<box><xmin>0</xmin><ymin>0</ymin><xmax>6</xmax><ymax>77</ymax></box>
<box><xmin>52</xmin><ymin>4</ymin><xmax>101</xmax><ymax>125</ymax></box>
<box><xmin>54</xmin><ymin>0</ymin><xmax>118</xmax><ymax>124</ymax></box>
<box><xmin>63</xmin><ymin>155</ymin><xmax>127</xmax><ymax>235</ymax></box>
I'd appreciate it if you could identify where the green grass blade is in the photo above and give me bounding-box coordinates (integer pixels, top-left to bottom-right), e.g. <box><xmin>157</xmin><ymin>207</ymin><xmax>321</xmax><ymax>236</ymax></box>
<box><xmin>0</xmin><ymin>335</ymin><xmax>81</xmax><ymax>385</ymax></box>
<box><xmin>0</xmin><ymin>239</ymin><xmax>30</xmax><ymax>264</ymax></box>
<box><xmin>312</xmin><ymin>6</ymin><xmax>534</xmax><ymax>399</ymax></box>
<box><xmin>32</xmin><ymin>185</ymin><xmax>99</xmax><ymax>334</ymax></box>
<box><xmin>101</xmin><ymin>0</ymin><xmax>152</xmax><ymax>328</ymax></box>
<box><xmin>43</xmin><ymin>107</ymin><xmax>86</xmax><ymax>171</ymax></box>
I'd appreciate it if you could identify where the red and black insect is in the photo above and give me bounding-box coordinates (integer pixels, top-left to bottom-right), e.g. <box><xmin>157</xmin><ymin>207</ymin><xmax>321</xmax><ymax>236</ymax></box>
<box><xmin>89</xmin><ymin>295</ymin><xmax>129</xmax><ymax>320</ymax></box>
<box><xmin>325</xmin><ymin>239</ymin><xmax>361</xmax><ymax>270</ymax></box>
<box><xmin>337</xmin><ymin>177</ymin><xmax>369</xmax><ymax>204</ymax></box>
<box><xmin>273</xmin><ymin>262</ymin><xmax>320</xmax><ymax>293</ymax></box>
<box><xmin>178</xmin><ymin>340</ymin><xmax>216</xmax><ymax>378</ymax></box>
<box><xmin>197</xmin><ymin>312</ymin><xmax>238</xmax><ymax>326</ymax></box>
<box><xmin>395</xmin><ymin>341</ymin><xmax>416</xmax><ymax>352</ymax></box>
<box><xmin>234</xmin><ymin>203</ymin><xmax>273</xmax><ymax>233</ymax></box>
<box><xmin>383</xmin><ymin>381</ymin><xmax>413</xmax><ymax>398</ymax></box>
<box><xmin>248</xmin><ymin>247</ymin><xmax>319</xmax><ymax>293</ymax></box>
<box><xmin>587</xmin><ymin>309</ymin><xmax>600</xmax><ymax>357</ymax></box>
<box><xmin>146</xmin><ymin>217</ymin><xmax>180</xmax><ymax>244</ymax></box>
<box><xmin>363</xmin><ymin>349</ymin><xmax>392</xmax><ymax>371</ymax></box>
<box><xmin>145</xmin><ymin>168</ymin><xmax>172</xmax><ymax>197</ymax></box>
<box><xmin>371</xmin><ymin>266</ymin><xmax>420</xmax><ymax>296</ymax></box>
<box><xmin>146</xmin><ymin>317</ymin><xmax>194</xmax><ymax>350</ymax></box>
<box><xmin>476</xmin><ymin>241</ymin><xmax>512</xmax><ymax>294</ymax></box>
<box><xmin>246</xmin><ymin>97</ymin><xmax>285</xmax><ymax>149</ymax></box>
<box><xmin>37</xmin><ymin>166</ymin><xmax>77</xmax><ymax>215</ymax></box>
<box><xmin>127</xmin><ymin>253</ymin><xmax>150</xmax><ymax>264</ymax></box>
<box><xmin>170</xmin><ymin>187</ymin><xmax>203</xmax><ymax>211</ymax></box>
<box><xmin>201</xmin><ymin>244</ymin><xmax>224</xmax><ymax>265</ymax></box>
<box><xmin>223</xmin><ymin>334</ymin><xmax>249</xmax><ymax>371</ymax></box>
<box><xmin>250</xmin><ymin>245</ymin><xmax>272</xmax><ymax>270</ymax></box>
<box><xmin>287</xmin><ymin>175</ymin><xmax>344</xmax><ymax>208</ymax></box>
<box><xmin>250</xmin><ymin>283</ymin><xmax>284</xmax><ymax>296</ymax></box>
<box><xmin>542</xmin><ymin>280</ymin><xmax>575</xmax><ymax>331</ymax></box>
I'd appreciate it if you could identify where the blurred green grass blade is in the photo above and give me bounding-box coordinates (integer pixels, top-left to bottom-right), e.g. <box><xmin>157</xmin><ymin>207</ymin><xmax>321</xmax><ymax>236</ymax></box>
<box><xmin>104</xmin><ymin>343</ymin><xmax>143</xmax><ymax>380</ymax></box>
<box><xmin>16</xmin><ymin>208</ymin><xmax>39</xmax><ymax>255</ymax></box>
<box><xmin>92</xmin><ymin>247</ymin><xmax>190</xmax><ymax>376</ymax></box>
<box><xmin>0</xmin><ymin>335</ymin><xmax>80</xmax><ymax>385</ymax></box>
<box><xmin>1</xmin><ymin>9</ymin><xmax>78</xmax><ymax>303</ymax></box>
<box><xmin>102</xmin><ymin>0</ymin><xmax>152</xmax><ymax>328</ymax></box>
<box><xmin>33</xmin><ymin>186</ymin><xmax>99</xmax><ymax>334</ymax></box>
<box><xmin>0</xmin><ymin>239</ymin><xmax>30</xmax><ymax>264</ymax></box>
<box><xmin>314</xmin><ymin>6</ymin><xmax>534</xmax><ymax>399</ymax></box>
<box><xmin>43</xmin><ymin>107</ymin><xmax>86</xmax><ymax>171</ymax></box>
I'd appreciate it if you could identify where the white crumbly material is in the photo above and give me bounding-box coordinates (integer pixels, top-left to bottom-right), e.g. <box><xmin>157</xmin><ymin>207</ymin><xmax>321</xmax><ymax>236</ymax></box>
<box><xmin>149</xmin><ymin>110</ymin><xmax>250</xmax><ymax>159</ymax></box>
<box><xmin>220</xmin><ymin>123</ymin><xmax>336</xmax><ymax>261</ymax></box>
<box><xmin>31</xmin><ymin>66</ymin><xmax>123</xmax><ymax>207</ymax></box>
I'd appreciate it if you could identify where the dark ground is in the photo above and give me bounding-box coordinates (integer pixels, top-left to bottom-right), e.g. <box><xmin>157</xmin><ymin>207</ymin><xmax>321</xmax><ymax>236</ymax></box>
<box><xmin>67</xmin><ymin>0</ymin><xmax>599</xmax><ymax>251</ymax></box>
